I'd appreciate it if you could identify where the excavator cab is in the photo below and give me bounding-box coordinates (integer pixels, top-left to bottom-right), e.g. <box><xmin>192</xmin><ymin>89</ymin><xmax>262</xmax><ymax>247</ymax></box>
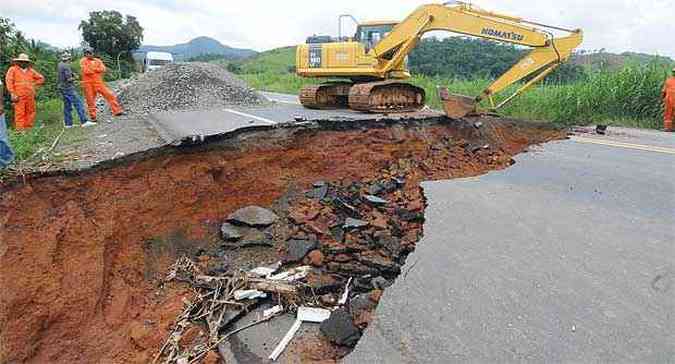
<box><xmin>355</xmin><ymin>22</ymin><xmax>396</xmax><ymax>52</ymax></box>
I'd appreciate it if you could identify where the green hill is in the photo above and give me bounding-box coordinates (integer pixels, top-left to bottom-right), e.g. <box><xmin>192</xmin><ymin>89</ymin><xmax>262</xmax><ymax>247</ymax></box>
<box><xmin>227</xmin><ymin>46</ymin><xmax>296</xmax><ymax>74</ymax></box>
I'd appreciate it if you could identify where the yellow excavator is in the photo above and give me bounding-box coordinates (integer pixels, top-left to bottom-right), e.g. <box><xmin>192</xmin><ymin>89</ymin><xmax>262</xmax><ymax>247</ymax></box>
<box><xmin>296</xmin><ymin>1</ymin><xmax>583</xmax><ymax>118</ymax></box>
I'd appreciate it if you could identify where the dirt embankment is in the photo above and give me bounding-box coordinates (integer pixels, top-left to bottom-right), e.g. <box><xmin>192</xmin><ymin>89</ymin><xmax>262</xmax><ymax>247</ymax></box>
<box><xmin>0</xmin><ymin>117</ymin><xmax>564</xmax><ymax>363</ymax></box>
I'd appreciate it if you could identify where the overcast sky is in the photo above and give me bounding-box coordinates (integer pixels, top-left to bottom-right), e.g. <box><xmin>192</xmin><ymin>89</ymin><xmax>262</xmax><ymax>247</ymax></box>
<box><xmin>3</xmin><ymin>0</ymin><xmax>675</xmax><ymax>57</ymax></box>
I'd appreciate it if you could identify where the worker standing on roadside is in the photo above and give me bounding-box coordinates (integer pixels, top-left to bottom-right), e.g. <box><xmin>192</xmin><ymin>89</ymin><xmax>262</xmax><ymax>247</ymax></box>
<box><xmin>58</xmin><ymin>52</ymin><xmax>96</xmax><ymax>128</ymax></box>
<box><xmin>0</xmin><ymin>77</ymin><xmax>15</xmax><ymax>168</ymax></box>
<box><xmin>5</xmin><ymin>53</ymin><xmax>45</xmax><ymax>130</ymax></box>
<box><xmin>662</xmin><ymin>68</ymin><xmax>675</xmax><ymax>132</ymax></box>
<box><xmin>80</xmin><ymin>47</ymin><xmax>124</xmax><ymax>121</ymax></box>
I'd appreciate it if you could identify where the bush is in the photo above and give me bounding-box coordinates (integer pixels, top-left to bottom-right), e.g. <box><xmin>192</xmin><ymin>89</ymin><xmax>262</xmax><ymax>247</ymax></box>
<box><xmin>226</xmin><ymin>62</ymin><xmax>243</xmax><ymax>74</ymax></box>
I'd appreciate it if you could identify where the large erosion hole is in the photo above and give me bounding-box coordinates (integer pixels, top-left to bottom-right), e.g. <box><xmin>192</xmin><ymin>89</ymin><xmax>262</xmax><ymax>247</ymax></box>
<box><xmin>0</xmin><ymin>117</ymin><xmax>564</xmax><ymax>363</ymax></box>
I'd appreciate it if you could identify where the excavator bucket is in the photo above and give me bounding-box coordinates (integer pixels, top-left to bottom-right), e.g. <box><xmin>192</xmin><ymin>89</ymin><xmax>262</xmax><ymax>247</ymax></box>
<box><xmin>437</xmin><ymin>87</ymin><xmax>477</xmax><ymax>119</ymax></box>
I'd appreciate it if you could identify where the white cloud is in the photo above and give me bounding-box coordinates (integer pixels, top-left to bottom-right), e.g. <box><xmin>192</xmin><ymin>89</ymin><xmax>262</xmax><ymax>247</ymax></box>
<box><xmin>3</xmin><ymin>0</ymin><xmax>674</xmax><ymax>57</ymax></box>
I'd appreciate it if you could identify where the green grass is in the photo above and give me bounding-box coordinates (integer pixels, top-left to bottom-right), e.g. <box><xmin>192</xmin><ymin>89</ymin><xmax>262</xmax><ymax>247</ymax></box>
<box><xmin>240</xmin><ymin>73</ymin><xmax>316</xmax><ymax>94</ymax></box>
<box><xmin>227</xmin><ymin>46</ymin><xmax>670</xmax><ymax>129</ymax></box>
<box><xmin>229</xmin><ymin>46</ymin><xmax>297</xmax><ymax>75</ymax></box>
<box><xmin>6</xmin><ymin>98</ymin><xmax>87</xmax><ymax>164</ymax></box>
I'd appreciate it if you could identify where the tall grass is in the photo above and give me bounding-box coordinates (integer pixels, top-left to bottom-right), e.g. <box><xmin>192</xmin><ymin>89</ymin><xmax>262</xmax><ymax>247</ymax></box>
<box><xmin>500</xmin><ymin>64</ymin><xmax>666</xmax><ymax>128</ymax></box>
<box><xmin>240</xmin><ymin>64</ymin><xmax>669</xmax><ymax>129</ymax></box>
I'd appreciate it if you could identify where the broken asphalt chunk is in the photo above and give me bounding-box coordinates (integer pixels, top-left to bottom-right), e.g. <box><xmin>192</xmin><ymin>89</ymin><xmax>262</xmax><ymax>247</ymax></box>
<box><xmin>306</xmin><ymin>184</ymin><xmax>328</xmax><ymax>200</ymax></box>
<box><xmin>220</xmin><ymin>222</ymin><xmax>242</xmax><ymax>241</ymax></box>
<box><xmin>330</xmin><ymin>225</ymin><xmax>345</xmax><ymax>243</ymax></box>
<box><xmin>284</xmin><ymin>239</ymin><xmax>318</xmax><ymax>263</ymax></box>
<box><xmin>371</xmin><ymin>276</ymin><xmax>392</xmax><ymax>290</ymax></box>
<box><xmin>393</xmin><ymin>177</ymin><xmax>406</xmax><ymax>187</ymax></box>
<box><xmin>359</xmin><ymin>253</ymin><xmax>401</xmax><ymax>275</ymax></box>
<box><xmin>374</xmin><ymin>231</ymin><xmax>402</xmax><ymax>256</ymax></box>
<box><xmin>344</xmin><ymin>218</ymin><xmax>369</xmax><ymax>230</ymax></box>
<box><xmin>227</xmin><ymin>206</ymin><xmax>278</xmax><ymax>227</ymax></box>
<box><xmin>327</xmin><ymin>262</ymin><xmax>379</xmax><ymax>276</ymax></box>
<box><xmin>367</xmin><ymin>183</ymin><xmax>384</xmax><ymax>196</ymax></box>
<box><xmin>320</xmin><ymin>308</ymin><xmax>361</xmax><ymax>347</ymax></box>
<box><xmin>382</xmin><ymin>179</ymin><xmax>400</xmax><ymax>193</ymax></box>
<box><xmin>222</xmin><ymin>228</ymin><xmax>273</xmax><ymax>249</ymax></box>
<box><xmin>333</xmin><ymin>197</ymin><xmax>360</xmax><ymax>217</ymax></box>
<box><xmin>395</xmin><ymin>208</ymin><xmax>424</xmax><ymax>222</ymax></box>
<box><xmin>349</xmin><ymin>293</ymin><xmax>377</xmax><ymax>313</ymax></box>
<box><xmin>364</xmin><ymin>195</ymin><xmax>388</xmax><ymax>206</ymax></box>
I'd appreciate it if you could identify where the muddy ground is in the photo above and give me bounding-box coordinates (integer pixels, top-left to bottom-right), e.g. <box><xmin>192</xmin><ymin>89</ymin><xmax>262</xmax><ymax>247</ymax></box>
<box><xmin>0</xmin><ymin>116</ymin><xmax>565</xmax><ymax>363</ymax></box>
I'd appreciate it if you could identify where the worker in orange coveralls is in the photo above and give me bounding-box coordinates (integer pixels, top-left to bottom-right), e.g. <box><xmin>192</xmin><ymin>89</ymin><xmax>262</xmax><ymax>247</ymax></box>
<box><xmin>5</xmin><ymin>53</ymin><xmax>45</xmax><ymax>130</ymax></box>
<box><xmin>80</xmin><ymin>47</ymin><xmax>124</xmax><ymax>121</ymax></box>
<box><xmin>662</xmin><ymin>68</ymin><xmax>675</xmax><ymax>132</ymax></box>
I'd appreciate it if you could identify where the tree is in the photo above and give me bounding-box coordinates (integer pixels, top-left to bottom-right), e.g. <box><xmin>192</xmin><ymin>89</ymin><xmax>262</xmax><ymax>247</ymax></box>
<box><xmin>79</xmin><ymin>10</ymin><xmax>143</xmax><ymax>61</ymax></box>
<box><xmin>1</xmin><ymin>17</ymin><xmax>60</xmax><ymax>104</ymax></box>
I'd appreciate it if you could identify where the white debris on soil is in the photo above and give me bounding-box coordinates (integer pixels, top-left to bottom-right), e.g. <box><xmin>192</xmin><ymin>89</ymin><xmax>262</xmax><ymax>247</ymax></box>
<box><xmin>115</xmin><ymin>62</ymin><xmax>265</xmax><ymax>115</ymax></box>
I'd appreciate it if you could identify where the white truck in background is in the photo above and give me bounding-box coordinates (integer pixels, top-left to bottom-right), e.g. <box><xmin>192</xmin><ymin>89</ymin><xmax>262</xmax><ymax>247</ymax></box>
<box><xmin>143</xmin><ymin>51</ymin><xmax>174</xmax><ymax>72</ymax></box>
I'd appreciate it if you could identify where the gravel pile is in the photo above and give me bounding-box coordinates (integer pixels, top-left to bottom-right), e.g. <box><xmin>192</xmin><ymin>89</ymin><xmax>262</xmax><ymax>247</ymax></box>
<box><xmin>116</xmin><ymin>62</ymin><xmax>265</xmax><ymax>115</ymax></box>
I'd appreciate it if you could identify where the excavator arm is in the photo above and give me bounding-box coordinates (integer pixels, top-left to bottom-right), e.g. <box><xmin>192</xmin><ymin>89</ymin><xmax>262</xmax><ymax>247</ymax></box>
<box><xmin>371</xmin><ymin>2</ymin><xmax>583</xmax><ymax>115</ymax></box>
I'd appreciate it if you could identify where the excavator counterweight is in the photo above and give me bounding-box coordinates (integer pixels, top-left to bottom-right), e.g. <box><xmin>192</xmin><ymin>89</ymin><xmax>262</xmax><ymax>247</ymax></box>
<box><xmin>296</xmin><ymin>2</ymin><xmax>583</xmax><ymax>118</ymax></box>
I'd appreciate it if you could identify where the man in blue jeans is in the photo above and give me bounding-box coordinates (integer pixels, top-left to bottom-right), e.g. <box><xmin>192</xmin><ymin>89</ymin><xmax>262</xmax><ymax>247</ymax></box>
<box><xmin>0</xmin><ymin>78</ymin><xmax>15</xmax><ymax>168</ymax></box>
<box><xmin>58</xmin><ymin>52</ymin><xmax>96</xmax><ymax>128</ymax></box>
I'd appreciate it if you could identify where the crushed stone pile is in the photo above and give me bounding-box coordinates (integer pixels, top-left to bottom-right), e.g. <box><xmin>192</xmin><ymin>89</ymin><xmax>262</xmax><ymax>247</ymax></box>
<box><xmin>116</xmin><ymin>62</ymin><xmax>266</xmax><ymax>115</ymax></box>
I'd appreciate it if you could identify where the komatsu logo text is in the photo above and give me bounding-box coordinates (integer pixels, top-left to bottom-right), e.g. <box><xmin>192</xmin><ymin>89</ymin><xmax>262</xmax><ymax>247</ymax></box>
<box><xmin>481</xmin><ymin>28</ymin><xmax>525</xmax><ymax>42</ymax></box>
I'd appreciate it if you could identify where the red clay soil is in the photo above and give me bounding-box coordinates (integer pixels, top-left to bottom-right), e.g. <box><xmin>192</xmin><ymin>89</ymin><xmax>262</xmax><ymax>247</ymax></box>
<box><xmin>0</xmin><ymin>118</ymin><xmax>564</xmax><ymax>363</ymax></box>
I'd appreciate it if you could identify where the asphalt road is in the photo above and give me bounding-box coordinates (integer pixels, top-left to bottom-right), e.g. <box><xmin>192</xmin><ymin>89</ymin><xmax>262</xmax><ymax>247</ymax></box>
<box><xmin>146</xmin><ymin>92</ymin><xmax>440</xmax><ymax>143</ymax></box>
<box><xmin>347</xmin><ymin>136</ymin><xmax>675</xmax><ymax>363</ymax></box>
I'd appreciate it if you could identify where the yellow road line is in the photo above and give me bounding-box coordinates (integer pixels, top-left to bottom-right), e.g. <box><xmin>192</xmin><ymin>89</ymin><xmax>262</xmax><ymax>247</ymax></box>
<box><xmin>570</xmin><ymin>136</ymin><xmax>675</xmax><ymax>155</ymax></box>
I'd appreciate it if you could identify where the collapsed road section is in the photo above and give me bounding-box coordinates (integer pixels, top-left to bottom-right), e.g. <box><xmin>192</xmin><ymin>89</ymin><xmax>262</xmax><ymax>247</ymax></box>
<box><xmin>0</xmin><ymin>116</ymin><xmax>564</xmax><ymax>363</ymax></box>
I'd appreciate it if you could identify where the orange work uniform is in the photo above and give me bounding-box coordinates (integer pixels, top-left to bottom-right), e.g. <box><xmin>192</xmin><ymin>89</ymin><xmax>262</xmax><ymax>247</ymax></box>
<box><xmin>662</xmin><ymin>77</ymin><xmax>675</xmax><ymax>131</ymax></box>
<box><xmin>80</xmin><ymin>57</ymin><xmax>122</xmax><ymax>120</ymax></box>
<box><xmin>5</xmin><ymin>65</ymin><xmax>45</xmax><ymax>130</ymax></box>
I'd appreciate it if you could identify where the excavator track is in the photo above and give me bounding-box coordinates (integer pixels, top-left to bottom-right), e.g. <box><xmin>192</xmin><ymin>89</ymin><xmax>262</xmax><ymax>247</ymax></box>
<box><xmin>349</xmin><ymin>80</ymin><xmax>426</xmax><ymax>113</ymax></box>
<box><xmin>299</xmin><ymin>82</ymin><xmax>353</xmax><ymax>109</ymax></box>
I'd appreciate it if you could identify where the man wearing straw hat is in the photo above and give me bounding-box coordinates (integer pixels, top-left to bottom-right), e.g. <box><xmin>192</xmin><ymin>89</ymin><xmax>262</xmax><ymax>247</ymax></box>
<box><xmin>5</xmin><ymin>53</ymin><xmax>45</xmax><ymax>130</ymax></box>
<box><xmin>661</xmin><ymin>67</ymin><xmax>675</xmax><ymax>132</ymax></box>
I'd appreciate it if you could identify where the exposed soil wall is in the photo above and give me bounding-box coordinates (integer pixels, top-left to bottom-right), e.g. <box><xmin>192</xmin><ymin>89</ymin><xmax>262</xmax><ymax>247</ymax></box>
<box><xmin>0</xmin><ymin>117</ymin><xmax>564</xmax><ymax>363</ymax></box>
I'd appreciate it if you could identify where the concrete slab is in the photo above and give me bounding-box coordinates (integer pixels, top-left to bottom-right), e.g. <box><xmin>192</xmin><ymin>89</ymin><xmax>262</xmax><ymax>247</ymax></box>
<box><xmin>347</xmin><ymin>139</ymin><xmax>675</xmax><ymax>363</ymax></box>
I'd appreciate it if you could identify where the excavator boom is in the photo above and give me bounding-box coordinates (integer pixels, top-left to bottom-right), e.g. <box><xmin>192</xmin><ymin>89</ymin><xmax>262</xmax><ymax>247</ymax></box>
<box><xmin>296</xmin><ymin>2</ymin><xmax>583</xmax><ymax>117</ymax></box>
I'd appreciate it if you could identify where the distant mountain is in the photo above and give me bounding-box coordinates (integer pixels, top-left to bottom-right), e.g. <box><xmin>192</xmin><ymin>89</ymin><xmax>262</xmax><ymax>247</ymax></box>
<box><xmin>138</xmin><ymin>36</ymin><xmax>257</xmax><ymax>61</ymax></box>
